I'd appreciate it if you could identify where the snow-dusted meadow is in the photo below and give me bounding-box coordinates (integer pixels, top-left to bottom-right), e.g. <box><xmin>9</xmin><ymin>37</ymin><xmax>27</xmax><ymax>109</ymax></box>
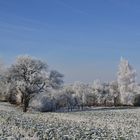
<box><xmin>0</xmin><ymin>102</ymin><xmax>140</xmax><ymax>140</ymax></box>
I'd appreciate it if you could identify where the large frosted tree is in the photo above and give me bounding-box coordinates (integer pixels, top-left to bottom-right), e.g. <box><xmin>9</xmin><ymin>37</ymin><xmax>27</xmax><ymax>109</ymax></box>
<box><xmin>117</xmin><ymin>57</ymin><xmax>136</xmax><ymax>105</ymax></box>
<box><xmin>7</xmin><ymin>55</ymin><xmax>48</xmax><ymax>112</ymax></box>
<box><xmin>7</xmin><ymin>55</ymin><xmax>63</xmax><ymax>112</ymax></box>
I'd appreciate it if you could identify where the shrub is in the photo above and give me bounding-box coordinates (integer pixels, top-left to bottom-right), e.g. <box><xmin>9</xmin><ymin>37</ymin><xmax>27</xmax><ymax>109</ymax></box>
<box><xmin>30</xmin><ymin>93</ymin><xmax>56</xmax><ymax>112</ymax></box>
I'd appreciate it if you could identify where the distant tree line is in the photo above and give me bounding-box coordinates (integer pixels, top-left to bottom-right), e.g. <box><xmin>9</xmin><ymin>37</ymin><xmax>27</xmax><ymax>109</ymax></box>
<box><xmin>0</xmin><ymin>55</ymin><xmax>140</xmax><ymax>112</ymax></box>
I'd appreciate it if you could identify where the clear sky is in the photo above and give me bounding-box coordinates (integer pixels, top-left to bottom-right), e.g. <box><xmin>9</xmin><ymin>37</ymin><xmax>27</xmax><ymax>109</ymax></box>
<box><xmin>0</xmin><ymin>0</ymin><xmax>140</xmax><ymax>83</ymax></box>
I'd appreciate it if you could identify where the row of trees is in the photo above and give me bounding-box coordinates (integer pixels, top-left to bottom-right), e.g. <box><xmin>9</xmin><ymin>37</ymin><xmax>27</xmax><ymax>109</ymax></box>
<box><xmin>31</xmin><ymin>57</ymin><xmax>140</xmax><ymax>112</ymax></box>
<box><xmin>0</xmin><ymin>55</ymin><xmax>139</xmax><ymax>112</ymax></box>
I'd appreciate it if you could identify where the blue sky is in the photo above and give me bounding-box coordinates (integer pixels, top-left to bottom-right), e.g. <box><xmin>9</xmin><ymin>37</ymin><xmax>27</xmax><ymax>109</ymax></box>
<box><xmin>0</xmin><ymin>0</ymin><xmax>140</xmax><ymax>83</ymax></box>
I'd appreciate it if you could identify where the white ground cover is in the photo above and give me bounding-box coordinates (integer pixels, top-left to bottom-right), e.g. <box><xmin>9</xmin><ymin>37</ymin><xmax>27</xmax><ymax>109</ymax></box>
<box><xmin>0</xmin><ymin>102</ymin><xmax>140</xmax><ymax>140</ymax></box>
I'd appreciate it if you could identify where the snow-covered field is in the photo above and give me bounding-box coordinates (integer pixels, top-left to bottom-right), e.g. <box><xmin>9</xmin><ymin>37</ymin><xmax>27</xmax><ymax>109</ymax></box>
<box><xmin>0</xmin><ymin>102</ymin><xmax>140</xmax><ymax>140</ymax></box>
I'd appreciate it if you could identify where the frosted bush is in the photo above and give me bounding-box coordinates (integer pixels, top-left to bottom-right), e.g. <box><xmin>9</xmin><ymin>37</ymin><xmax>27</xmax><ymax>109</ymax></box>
<box><xmin>30</xmin><ymin>92</ymin><xmax>56</xmax><ymax>112</ymax></box>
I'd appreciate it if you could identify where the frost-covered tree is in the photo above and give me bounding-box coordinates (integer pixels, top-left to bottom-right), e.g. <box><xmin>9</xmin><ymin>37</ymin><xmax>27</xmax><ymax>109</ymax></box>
<box><xmin>54</xmin><ymin>89</ymin><xmax>72</xmax><ymax>111</ymax></box>
<box><xmin>7</xmin><ymin>55</ymin><xmax>49</xmax><ymax>112</ymax></box>
<box><xmin>117</xmin><ymin>57</ymin><xmax>136</xmax><ymax>105</ymax></box>
<box><xmin>7</xmin><ymin>55</ymin><xmax>64</xmax><ymax>112</ymax></box>
<box><xmin>91</xmin><ymin>80</ymin><xmax>104</xmax><ymax>105</ymax></box>
<box><xmin>84</xmin><ymin>85</ymin><xmax>97</xmax><ymax>106</ymax></box>
<box><xmin>62</xmin><ymin>85</ymin><xmax>76</xmax><ymax>111</ymax></box>
<box><xmin>47</xmin><ymin>70</ymin><xmax>64</xmax><ymax>90</ymax></box>
<box><xmin>0</xmin><ymin>60</ymin><xmax>10</xmax><ymax>101</ymax></box>
<box><xmin>109</xmin><ymin>81</ymin><xmax>120</xmax><ymax>106</ymax></box>
<box><xmin>72</xmin><ymin>81</ymin><xmax>89</xmax><ymax>109</ymax></box>
<box><xmin>91</xmin><ymin>80</ymin><xmax>116</xmax><ymax>106</ymax></box>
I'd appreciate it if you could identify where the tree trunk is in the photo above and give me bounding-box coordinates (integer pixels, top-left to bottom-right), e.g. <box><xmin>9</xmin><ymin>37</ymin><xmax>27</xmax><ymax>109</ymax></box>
<box><xmin>23</xmin><ymin>103</ymin><xmax>27</xmax><ymax>112</ymax></box>
<box><xmin>23</xmin><ymin>95</ymin><xmax>29</xmax><ymax>112</ymax></box>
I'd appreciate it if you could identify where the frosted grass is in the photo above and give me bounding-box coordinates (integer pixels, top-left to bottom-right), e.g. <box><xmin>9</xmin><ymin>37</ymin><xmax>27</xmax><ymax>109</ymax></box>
<box><xmin>0</xmin><ymin>102</ymin><xmax>140</xmax><ymax>139</ymax></box>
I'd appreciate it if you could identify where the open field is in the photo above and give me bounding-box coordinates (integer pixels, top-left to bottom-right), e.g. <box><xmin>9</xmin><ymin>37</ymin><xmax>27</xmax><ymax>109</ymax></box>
<box><xmin>0</xmin><ymin>102</ymin><xmax>140</xmax><ymax>140</ymax></box>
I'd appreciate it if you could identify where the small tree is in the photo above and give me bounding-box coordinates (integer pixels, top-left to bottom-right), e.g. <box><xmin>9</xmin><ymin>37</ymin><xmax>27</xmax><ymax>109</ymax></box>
<box><xmin>7</xmin><ymin>55</ymin><xmax>48</xmax><ymax>112</ymax></box>
<box><xmin>92</xmin><ymin>79</ymin><xmax>104</xmax><ymax>105</ymax></box>
<box><xmin>73</xmin><ymin>81</ymin><xmax>89</xmax><ymax>109</ymax></box>
<box><xmin>109</xmin><ymin>81</ymin><xmax>120</xmax><ymax>106</ymax></box>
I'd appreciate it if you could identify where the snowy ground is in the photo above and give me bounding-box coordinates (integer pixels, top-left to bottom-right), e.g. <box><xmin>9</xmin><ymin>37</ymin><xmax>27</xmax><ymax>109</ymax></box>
<box><xmin>0</xmin><ymin>102</ymin><xmax>140</xmax><ymax>140</ymax></box>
